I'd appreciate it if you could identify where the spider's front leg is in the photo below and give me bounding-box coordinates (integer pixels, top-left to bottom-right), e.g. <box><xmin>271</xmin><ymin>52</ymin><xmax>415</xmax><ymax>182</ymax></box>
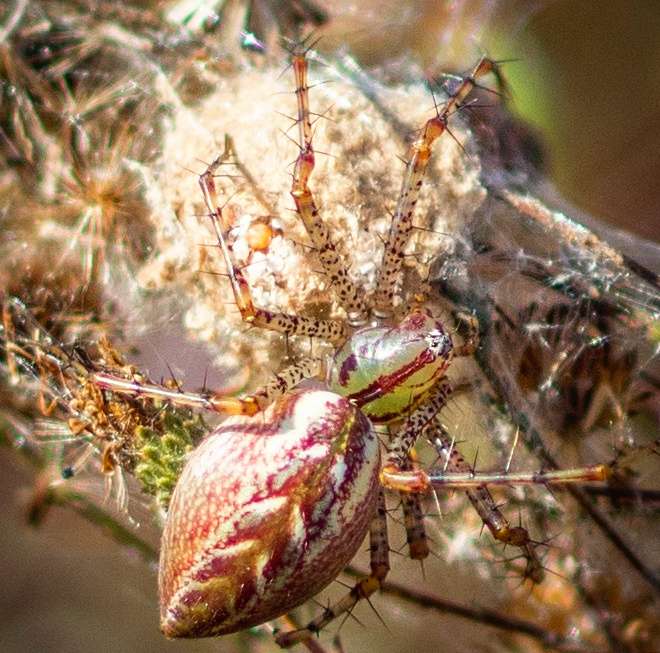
<box><xmin>275</xmin><ymin>489</ymin><xmax>390</xmax><ymax>648</ymax></box>
<box><xmin>199</xmin><ymin>147</ymin><xmax>347</xmax><ymax>344</ymax></box>
<box><xmin>374</xmin><ymin>56</ymin><xmax>499</xmax><ymax>318</ymax></box>
<box><xmin>289</xmin><ymin>48</ymin><xmax>369</xmax><ymax>326</ymax></box>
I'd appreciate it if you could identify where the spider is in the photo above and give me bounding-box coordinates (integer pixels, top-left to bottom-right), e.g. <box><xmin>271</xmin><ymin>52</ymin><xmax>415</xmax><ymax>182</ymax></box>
<box><xmin>87</xmin><ymin>44</ymin><xmax>608</xmax><ymax>648</ymax></box>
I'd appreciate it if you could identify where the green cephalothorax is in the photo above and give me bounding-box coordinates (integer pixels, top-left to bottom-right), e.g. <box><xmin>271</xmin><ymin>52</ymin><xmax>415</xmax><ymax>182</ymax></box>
<box><xmin>329</xmin><ymin>310</ymin><xmax>453</xmax><ymax>423</ymax></box>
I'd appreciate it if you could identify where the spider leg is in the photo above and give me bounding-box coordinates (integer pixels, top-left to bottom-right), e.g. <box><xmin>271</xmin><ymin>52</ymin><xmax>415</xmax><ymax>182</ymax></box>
<box><xmin>380</xmin><ymin>380</ymin><xmax>453</xmax><ymax>493</ymax></box>
<box><xmin>275</xmin><ymin>489</ymin><xmax>390</xmax><ymax>648</ymax></box>
<box><xmin>399</xmin><ymin>468</ymin><xmax>430</xmax><ymax>561</ymax></box>
<box><xmin>427</xmin><ymin>423</ymin><xmax>545</xmax><ymax>584</ymax></box>
<box><xmin>290</xmin><ymin>48</ymin><xmax>369</xmax><ymax>326</ymax></box>
<box><xmin>199</xmin><ymin>146</ymin><xmax>346</xmax><ymax>344</ymax></box>
<box><xmin>377</xmin><ymin>375</ymin><xmax>545</xmax><ymax>582</ymax></box>
<box><xmin>373</xmin><ymin>56</ymin><xmax>499</xmax><ymax>319</ymax></box>
<box><xmin>386</xmin><ymin>425</ymin><xmax>430</xmax><ymax>561</ymax></box>
<box><xmin>93</xmin><ymin>356</ymin><xmax>324</xmax><ymax>416</ymax></box>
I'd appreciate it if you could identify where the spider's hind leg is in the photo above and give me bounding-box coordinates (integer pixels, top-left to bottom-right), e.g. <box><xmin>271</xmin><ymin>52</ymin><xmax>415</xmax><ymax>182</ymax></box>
<box><xmin>94</xmin><ymin>356</ymin><xmax>324</xmax><ymax>417</ymax></box>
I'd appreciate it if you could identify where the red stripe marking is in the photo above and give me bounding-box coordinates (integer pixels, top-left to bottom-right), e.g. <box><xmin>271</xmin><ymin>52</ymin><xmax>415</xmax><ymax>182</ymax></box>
<box><xmin>349</xmin><ymin>349</ymin><xmax>435</xmax><ymax>408</ymax></box>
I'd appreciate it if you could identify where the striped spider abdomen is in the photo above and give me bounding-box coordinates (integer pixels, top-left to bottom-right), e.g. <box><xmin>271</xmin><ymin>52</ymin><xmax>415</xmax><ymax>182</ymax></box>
<box><xmin>159</xmin><ymin>389</ymin><xmax>380</xmax><ymax>638</ymax></box>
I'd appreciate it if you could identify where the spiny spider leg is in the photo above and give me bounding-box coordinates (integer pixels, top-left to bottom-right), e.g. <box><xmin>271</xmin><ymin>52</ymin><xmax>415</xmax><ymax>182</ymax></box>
<box><xmin>427</xmin><ymin>422</ymin><xmax>545</xmax><ymax>583</ymax></box>
<box><xmin>199</xmin><ymin>139</ymin><xmax>346</xmax><ymax>344</ymax></box>
<box><xmin>94</xmin><ymin>357</ymin><xmax>323</xmax><ymax>417</ymax></box>
<box><xmin>276</xmin><ymin>489</ymin><xmax>390</xmax><ymax>648</ymax></box>
<box><xmin>399</xmin><ymin>459</ymin><xmax>431</xmax><ymax>561</ymax></box>
<box><xmin>375</xmin><ymin>375</ymin><xmax>603</xmax><ymax>582</ymax></box>
<box><xmin>373</xmin><ymin>56</ymin><xmax>499</xmax><ymax>318</ymax></box>
<box><xmin>375</xmin><ymin>360</ymin><xmax>596</xmax><ymax>582</ymax></box>
<box><xmin>290</xmin><ymin>48</ymin><xmax>369</xmax><ymax>326</ymax></box>
<box><xmin>380</xmin><ymin>380</ymin><xmax>453</xmax><ymax>493</ymax></box>
<box><xmin>428</xmin><ymin>464</ymin><xmax>610</xmax><ymax>488</ymax></box>
<box><xmin>387</xmin><ymin>419</ymin><xmax>430</xmax><ymax>561</ymax></box>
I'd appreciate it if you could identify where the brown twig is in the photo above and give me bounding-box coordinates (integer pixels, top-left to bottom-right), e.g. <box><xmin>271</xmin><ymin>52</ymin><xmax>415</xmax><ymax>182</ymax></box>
<box><xmin>344</xmin><ymin>566</ymin><xmax>604</xmax><ymax>653</ymax></box>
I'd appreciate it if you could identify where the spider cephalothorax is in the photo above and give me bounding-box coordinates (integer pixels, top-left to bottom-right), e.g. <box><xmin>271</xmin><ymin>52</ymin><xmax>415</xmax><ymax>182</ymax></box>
<box><xmin>329</xmin><ymin>310</ymin><xmax>453</xmax><ymax>423</ymax></box>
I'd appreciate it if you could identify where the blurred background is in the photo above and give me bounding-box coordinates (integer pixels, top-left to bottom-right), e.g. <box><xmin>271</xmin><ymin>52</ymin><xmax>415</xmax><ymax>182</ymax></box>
<box><xmin>320</xmin><ymin>0</ymin><xmax>660</xmax><ymax>243</ymax></box>
<box><xmin>1</xmin><ymin>1</ymin><xmax>658</xmax><ymax>652</ymax></box>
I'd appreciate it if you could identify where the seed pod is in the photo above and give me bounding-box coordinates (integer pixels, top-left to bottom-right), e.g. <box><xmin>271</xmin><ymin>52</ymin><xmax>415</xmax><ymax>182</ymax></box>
<box><xmin>159</xmin><ymin>389</ymin><xmax>380</xmax><ymax>638</ymax></box>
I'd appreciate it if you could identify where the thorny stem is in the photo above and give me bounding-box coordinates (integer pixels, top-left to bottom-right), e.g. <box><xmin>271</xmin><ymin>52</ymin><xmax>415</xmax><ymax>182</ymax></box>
<box><xmin>344</xmin><ymin>566</ymin><xmax>600</xmax><ymax>653</ymax></box>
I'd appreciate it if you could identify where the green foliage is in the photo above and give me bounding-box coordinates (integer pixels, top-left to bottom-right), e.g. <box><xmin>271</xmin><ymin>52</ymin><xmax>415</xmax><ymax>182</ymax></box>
<box><xmin>134</xmin><ymin>408</ymin><xmax>207</xmax><ymax>509</ymax></box>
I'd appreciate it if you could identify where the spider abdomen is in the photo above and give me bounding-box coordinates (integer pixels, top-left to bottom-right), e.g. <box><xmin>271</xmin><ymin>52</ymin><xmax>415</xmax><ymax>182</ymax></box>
<box><xmin>329</xmin><ymin>310</ymin><xmax>453</xmax><ymax>423</ymax></box>
<box><xmin>159</xmin><ymin>389</ymin><xmax>379</xmax><ymax>638</ymax></box>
